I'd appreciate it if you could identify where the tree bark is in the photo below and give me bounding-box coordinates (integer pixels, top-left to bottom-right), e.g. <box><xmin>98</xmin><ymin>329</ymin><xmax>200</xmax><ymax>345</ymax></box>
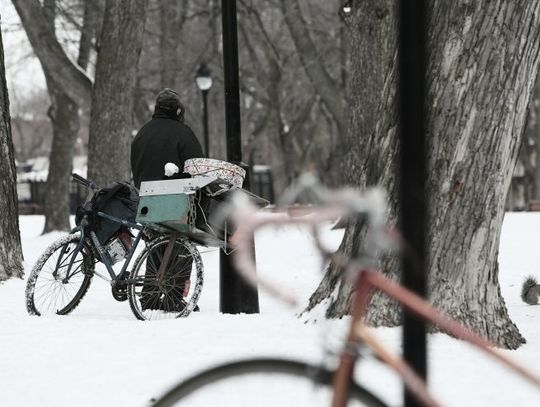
<box><xmin>87</xmin><ymin>0</ymin><xmax>147</xmax><ymax>187</ymax></box>
<box><xmin>77</xmin><ymin>0</ymin><xmax>104</xmax><ymax>70</ymax></box>
<box><xmin>41</xmin><ymin>0</ymin><xmax>81</xmax><ymax>233</ymax></box>
<box><xmin>425</xmin><ymin>1</ymin><xmax>540</xmax><ymax>349</ymax></box>
<box><xmin>306</xmin><ymin>0</ymin><xmax>400</xmax><ymax>321</ymax></box>
<box><xmin>306</xmin><ymin>1</ymin><xmax>540</xmax><ymax>349</ymax></box>
<box><xmin>0</xmin><ymin>27</ymin><xmax>24</xmax><ymax>281</ymax></box>
<box><xmin>42</xmin><ymin>75</ymin><xmax>80</xmax><ymax>233</ymax></box>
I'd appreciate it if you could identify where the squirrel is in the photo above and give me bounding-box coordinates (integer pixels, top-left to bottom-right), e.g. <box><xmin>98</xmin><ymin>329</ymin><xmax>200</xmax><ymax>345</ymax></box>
<box><xmin>521</xmin><ymin>276</ymin><xmax>540</xmax><ymax>305</ymax></box>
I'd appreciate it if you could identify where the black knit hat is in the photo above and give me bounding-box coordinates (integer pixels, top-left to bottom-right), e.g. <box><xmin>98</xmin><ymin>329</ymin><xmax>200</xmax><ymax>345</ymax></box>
<box><xmin>154</xmin><ymin>88</ymin><xmax>185</xmax><ymax>120</ymax></box>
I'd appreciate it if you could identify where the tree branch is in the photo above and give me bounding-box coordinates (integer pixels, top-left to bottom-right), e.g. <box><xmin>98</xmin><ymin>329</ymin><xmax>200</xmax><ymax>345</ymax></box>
<box><xmin>12</xmin><ymin>0</ymin><xmax>93</xmax><ymax>109</ymax></box>
<box><xmin>279</xmin><ymin>0</ymin><xmax>345</xmax><ymax>137</ymax></box>
<box><xmin>77</xmin><ymin>0</ymin><xmax>103</xmax><ymax>70</ymax></box>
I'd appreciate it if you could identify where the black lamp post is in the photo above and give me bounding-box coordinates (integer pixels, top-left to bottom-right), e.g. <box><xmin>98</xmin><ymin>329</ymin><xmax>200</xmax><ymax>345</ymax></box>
<box><xmin>220</xmin><ymin>0</ymin><xmax>259</xmax><ymax>314</ymax></box>
<box><xmin>195</xmin><ymin>63</ymin><xmax>213</xmax><ymax>156</ymax></box>
<box><xmin>398</xmin><ymin>1</ymin><xmax>427</xmax><ymax>406</ymax></box>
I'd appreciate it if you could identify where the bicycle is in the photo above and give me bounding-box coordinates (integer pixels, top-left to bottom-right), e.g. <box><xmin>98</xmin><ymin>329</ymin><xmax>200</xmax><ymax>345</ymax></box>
<box><xmin>25</xmin><ymin>173</ymin><xmax>204</xmax><ymax>321</ymax></box>
<box><xmin>149</xmin><ymin>175</ymin><xmax>540</xmax><ymax>406</ymax></box>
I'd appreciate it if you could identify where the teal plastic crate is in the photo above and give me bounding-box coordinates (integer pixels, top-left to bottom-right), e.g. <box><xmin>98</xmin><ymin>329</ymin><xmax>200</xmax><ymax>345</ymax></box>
<box><xmin>136</xmin><ymin>179</ymin><xmax>193</xmax><ymax>232</ymax></box>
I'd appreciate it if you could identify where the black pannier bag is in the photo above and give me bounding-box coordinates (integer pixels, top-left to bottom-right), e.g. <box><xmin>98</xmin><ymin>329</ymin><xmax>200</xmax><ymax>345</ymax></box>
<box><xmin>76</xmin><ymin>181</ymin><xmax>139</xmax><ymax>244</ymax></box>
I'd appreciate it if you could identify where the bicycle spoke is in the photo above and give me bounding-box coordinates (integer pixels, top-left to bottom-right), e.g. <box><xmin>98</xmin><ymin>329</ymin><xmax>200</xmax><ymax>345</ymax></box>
<box><xmin>128</xmin><ymin>237</ymin><xmax>203</xmax><ymax>320</ymax></box>
<box><xmin>27</xmin><ymin>235</ymin><xmax>93</xmax><ymax>316</ymax></box>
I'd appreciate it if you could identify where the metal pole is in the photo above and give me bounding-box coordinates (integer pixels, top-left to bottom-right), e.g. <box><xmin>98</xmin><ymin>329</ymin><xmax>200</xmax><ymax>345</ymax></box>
<box><xmin>220</xmin><ymin>0</ymin><xmax>259</xmax><ymax>314</ymax></box>
<box><xmin>398</xmin><ymin>1</ymin><xmax>427</xmax><ymax>406</ymax></box>
<box><xmin>221</xmin><ymin>0</ymin><xmax>241</xmax><ymax>163</ymax></box>
<box><xmin>202</xmin><ymin>89</ymin><xmax>209</xmax><ymax>156</ymax></box>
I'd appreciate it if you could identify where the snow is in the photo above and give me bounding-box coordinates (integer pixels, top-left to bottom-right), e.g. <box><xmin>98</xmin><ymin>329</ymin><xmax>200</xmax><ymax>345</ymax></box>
<box><xmin>1</xmin><ymin>213</ymin><xmax>540</xmax><ymax>406</ymax></box>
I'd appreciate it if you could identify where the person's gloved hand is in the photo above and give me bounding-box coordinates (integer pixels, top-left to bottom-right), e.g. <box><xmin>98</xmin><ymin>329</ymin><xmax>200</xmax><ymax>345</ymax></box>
<box><xmin>164</xmin><ymin>162</ymin><xmax>179</xmax><ymax>177</ymax></box>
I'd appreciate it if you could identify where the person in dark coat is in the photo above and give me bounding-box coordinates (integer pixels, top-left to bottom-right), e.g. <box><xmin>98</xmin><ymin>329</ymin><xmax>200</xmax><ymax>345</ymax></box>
<box><xmin>131</xmin><ymin>88</ymin><xmax>203</xmax><ymax>312</ymax></box>
<box><xmin>131</xmin><ymin>88</ymin><xmax>203</xmax><ymax>189</ymax></box>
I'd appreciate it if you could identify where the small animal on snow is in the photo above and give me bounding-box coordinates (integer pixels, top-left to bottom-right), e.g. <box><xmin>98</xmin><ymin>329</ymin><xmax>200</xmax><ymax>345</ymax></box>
<box><xmin>521</xmin><ymin>276</ymin><xmax>540</xmax><ymax>305</ymax></box>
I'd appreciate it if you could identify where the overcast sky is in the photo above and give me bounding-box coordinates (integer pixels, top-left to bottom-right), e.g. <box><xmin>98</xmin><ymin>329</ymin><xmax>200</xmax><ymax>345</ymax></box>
<box><xmin>1</xmin><ymin>0</ymin><xmax>46</xmax><ymax>97</ymax></box>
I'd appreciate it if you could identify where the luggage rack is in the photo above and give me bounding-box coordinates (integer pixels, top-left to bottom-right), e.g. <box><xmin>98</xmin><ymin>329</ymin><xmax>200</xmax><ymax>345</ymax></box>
<box><xmin>136</xmin><ymin>177</ymin><xmax>269</xmax><ymax>248</ymax></box>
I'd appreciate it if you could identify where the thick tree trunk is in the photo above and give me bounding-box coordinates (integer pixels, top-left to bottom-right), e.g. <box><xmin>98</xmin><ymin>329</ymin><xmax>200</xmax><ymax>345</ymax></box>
<box><xmin>0</xmin><ymin>28</ymin><xmax>24</xmax><ymax>281</ymax></box>
<box><xmin>87</xmin><ymin>0</ymin><xmax>147</xmax><ymax>187</ymax></box>
<box><xmin>41</xmin><ymin>0</ymin><xmax>81</xmax><ymax>234</ymax></box>
<box><xmin>425</xmin><ymin>1</ymin><xmax>540</xmax><ymax>349</ymax></box>
<box><xmin>307</xmin><ymin>1</ymin><xmax>540</xmax><ymax>349</ymax></box>
<box><xmin>306</xmin><ymin>0</ymin><xmax>400</xmax><ymax>320</ymax></box>
<box><xmin>42</xmin><ymin>78</ymin><xmax>80</xmax><ymax>233</ymax></box>
<box><xmin>77</xmin><ymin>0</ymin><xmax>104</xmax><ymax>70</ymax></box>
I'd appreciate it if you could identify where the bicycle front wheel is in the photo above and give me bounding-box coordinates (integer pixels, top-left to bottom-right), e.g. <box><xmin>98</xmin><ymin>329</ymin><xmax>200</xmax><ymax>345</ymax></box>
<box><xmin>150</xmin><ymin>358</ymin><xmax>387</xmax><ymax>407</ymax></box>
<box><xmin>128</xmin><ymin>235</ymin><xmax>203</xmax><ymax>320</ymax></box>
<box><xmin>26</xmin><ymin>233</ymin><xmax>94</xmax><ymax>316</ymax></box>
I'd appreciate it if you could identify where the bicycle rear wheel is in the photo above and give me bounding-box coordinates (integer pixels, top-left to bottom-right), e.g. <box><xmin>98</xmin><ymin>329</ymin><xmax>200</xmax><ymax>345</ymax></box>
<box><xmin>150</xmin><ymin>358</ymin><xmax>387</xmax><ymax>407</ymax></box>
<box><xmin>26</xmin><ymin>233</ymin><xmax>94</xmax><ymax>316</ymax></box>
<box><xmin>128</xmin><ymin>235</ymin><xmax>203</xmax><ymax>320</ymax></box>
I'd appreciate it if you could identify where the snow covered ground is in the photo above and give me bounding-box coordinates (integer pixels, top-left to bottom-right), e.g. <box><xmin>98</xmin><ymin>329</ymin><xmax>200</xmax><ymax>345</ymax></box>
<box><xmin>1</xmin><ymin>213</ymin><xmax>540</xmax><ymax>406</ymax></box>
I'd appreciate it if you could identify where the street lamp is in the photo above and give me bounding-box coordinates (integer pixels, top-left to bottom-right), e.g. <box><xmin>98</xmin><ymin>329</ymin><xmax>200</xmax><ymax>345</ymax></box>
<box><xmin>195</xmin><ymin>63</ymin><xmax>213</xmax><ymax>156</ymax></box>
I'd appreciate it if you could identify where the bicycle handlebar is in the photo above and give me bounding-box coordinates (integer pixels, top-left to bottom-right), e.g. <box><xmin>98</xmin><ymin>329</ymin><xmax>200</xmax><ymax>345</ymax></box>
<box><xmin>228</xmin><ymin>174</ymin><xmax>395</xmax><ymax>306</ymax></box>
<box><xmin>72</xmin><ymin>173</ymin><xmax>98</xmax><ymax>191</ymax></box>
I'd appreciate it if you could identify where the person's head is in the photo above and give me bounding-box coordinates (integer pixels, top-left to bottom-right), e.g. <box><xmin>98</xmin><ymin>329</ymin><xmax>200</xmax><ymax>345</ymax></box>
<box><xmin>153</xmin><ymin>88</ymin><xmax>185</xmax><ymax>121</ymax></box>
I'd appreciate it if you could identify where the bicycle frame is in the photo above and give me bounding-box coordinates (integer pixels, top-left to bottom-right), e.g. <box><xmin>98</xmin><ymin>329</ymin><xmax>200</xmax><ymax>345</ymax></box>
<box><xmin>67</xmin><ymin>173</ymin><xmax>190</xmax><ymax>291</ymax></box>
<box><xmin>226</xmin><ymin>176</ymin><xmax>540</xmax><ymax>407</ymax></box>
<box><xmin>61</xmin><ymin>211</ymin><xmax>145</xmax><ymax>285</ymax></box>
<box><xmin>330</xmin><ymin>268</ymin><xmax>540</xmax><ymax>407</ymax></box>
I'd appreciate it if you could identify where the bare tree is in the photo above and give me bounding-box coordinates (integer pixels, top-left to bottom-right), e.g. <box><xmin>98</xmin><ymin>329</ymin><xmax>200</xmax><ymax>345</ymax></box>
<box><xmin>13</xmin><ymin>0</ymin><xmax>352</xmax><ymax>202</ymax></box>
<box><xmin>278</xmin><ymin>0</ymin><xmax>348</xmax><ymax>186</ymax></box>
<box><xmin>0</xmin><ymin>26</ymin><xmax>24</xmax><ymax>281</ymax></box>
<box><xmin>40</xmin><ymin>0</ymin><xmax>81</xmax><ymax>232</ymax></box>
<box><xmin>12</xmin><ymin>0</ymin><xmax>95</xmax><ymax>232</ymax></box>
<box><xmin>279</xmin><ymin>0</ymin><xmax>345</xmax><ymax>137</ymax></box>
<box><xmin>132</xmin><ymin>0</ymin><xmax>347</xmax><ymax>195</ymax></box>
<box><xmin>12</xmin><ymin>0</ymin><xmax>93</xmax><ymax>110</ymax></box>
<box><xmin>87</xmin><ymin>0</ymin><xmax>147</xmax><ymax>187</ymax></box>
<box><xmin>236</xmin><ymin>1</ymin><xmax>343</xmax><ymax>194</ymax></box>
<box><xmin>15</xmin><ymin>0</ymin><xmax>145</xmax><ymax>194</ymax></box>
<box><xmin>307</xmin><ymin>1</ymin><xmax>540</xmax><ymax>349</ymax></box>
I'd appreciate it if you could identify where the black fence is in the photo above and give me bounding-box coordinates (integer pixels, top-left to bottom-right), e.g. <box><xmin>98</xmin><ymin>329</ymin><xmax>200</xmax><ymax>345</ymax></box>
<box><xmin>17</xmin><ymin>180</ymin><xmax>87</xmax><ymax>215</ymax></box>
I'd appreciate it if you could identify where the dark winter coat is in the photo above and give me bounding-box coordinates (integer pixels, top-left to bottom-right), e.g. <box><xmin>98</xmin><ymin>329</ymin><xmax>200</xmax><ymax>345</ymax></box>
<box><xmin>131</xmin><ymin>112</ymin><xmax>203</xmax><ymax>188</ymax></box>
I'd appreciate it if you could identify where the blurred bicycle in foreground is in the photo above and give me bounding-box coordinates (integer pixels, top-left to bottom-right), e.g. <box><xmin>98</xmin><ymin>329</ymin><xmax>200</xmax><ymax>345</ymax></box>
<box><xmin>151</xmin><ymin>174</ymin><xmax>540</xmax><ymax>406</ymax></box>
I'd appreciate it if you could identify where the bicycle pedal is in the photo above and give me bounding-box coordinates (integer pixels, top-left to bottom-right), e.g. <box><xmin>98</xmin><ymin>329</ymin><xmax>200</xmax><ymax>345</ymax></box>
<box><xmin>111</xmin><ymin>286</ymin><xmax>128</xmax><ymax>302</ymax></box>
